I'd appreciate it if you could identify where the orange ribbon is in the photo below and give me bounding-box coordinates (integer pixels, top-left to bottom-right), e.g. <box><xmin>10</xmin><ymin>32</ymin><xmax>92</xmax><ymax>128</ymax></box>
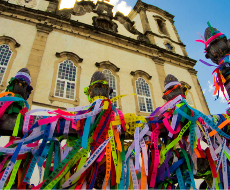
<box><xmin>209</xmin><ymin>120</ymin><xmax>230</xmax><ymax>137</ymax></box>
<box><xmin>0</xmin><ymin>92</ymin><xmax>15</xmax><ymax>97</ymax></box>
<box><xmin>140</xmin><ymin>154</ymin><xmax>147</xmax><ymax>189</ymax></box>
<box><xmin>163</xmin><ymin>84</ymin><xmax>181</xmax><ymax>96</ymax></box>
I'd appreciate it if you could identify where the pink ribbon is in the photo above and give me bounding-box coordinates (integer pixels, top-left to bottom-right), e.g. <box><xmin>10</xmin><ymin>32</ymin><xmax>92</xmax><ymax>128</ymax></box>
<box><xmin>0</xmin><ymin>101</ymin><xmax>13</xmax><ymax>118</ymax></box>
<box><xmin>150</xmin><ymin>124</ymin><xmax>160</xmax><ymax>188</ymax></box>
<box><xmin>117</xmin><ymin>110</ymin><xmax>125</xmax><ymax>131</ymax></box>
<box><xmin>196</xmin><ymin>33</ymin><xmax>224</xmax><ymax>48</ymax></box>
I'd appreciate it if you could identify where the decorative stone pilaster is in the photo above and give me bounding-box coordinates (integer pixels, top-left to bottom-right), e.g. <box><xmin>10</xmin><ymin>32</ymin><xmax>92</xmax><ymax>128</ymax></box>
<box><xmin>169</xmin><ymin>19</ymin><xmax>188</xmax><ymax>57</ymax></box>
<box><xmin>188</xmin><ymin>68</ymin><xmax>210</xmax><ymax>115</ymax></box>
<box><xmin>26</xmin><ymin>23</ymin><xmax>53</xmax><ymax>108</ymax></box>
<box><xmin>145</xmin><ymin>31</ymin><xmax>156</xmax><ymax>45</ymax></box>
<box><xmin>139</xmin><ymin>8</ymin><xmax>151</xmax><ymax>34</ymax></box>
<box><xmin>152</xmin><ymin>56</ymin><xmax>166</xmax><ymax>93</ymax></box>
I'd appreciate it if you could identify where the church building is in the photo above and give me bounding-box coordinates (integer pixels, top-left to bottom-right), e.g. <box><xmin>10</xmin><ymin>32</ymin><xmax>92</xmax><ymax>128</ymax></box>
<box><xmin>0</xmin><ymin>0</ymin><xmax>210</xmax><ymax>115</ymax></box>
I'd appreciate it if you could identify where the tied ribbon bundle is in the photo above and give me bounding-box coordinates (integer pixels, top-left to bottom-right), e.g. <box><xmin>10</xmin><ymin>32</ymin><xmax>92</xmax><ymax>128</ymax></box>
<box><xmin>212</xmin><ymin>54</ymin><xmax>230</xmax><ymax>103</ymax></box>
<box><xmin>1</xmin><ymin>93</ymin><xmax>230</xmax><ymax>189</ymax></box>
<box><xmin>198</xmin><ymin>55</ymin><xmax>230</xmax><ymax>103</ymax></box>
<box><xmin>195</xmin><ymin>21</ymin><xmax>226</xmax><ymax>50</ymax></box>
<box><xmin>196</xmin><ymin>21</ymin><xmax>230</xmax><ymax>103</ymax></box>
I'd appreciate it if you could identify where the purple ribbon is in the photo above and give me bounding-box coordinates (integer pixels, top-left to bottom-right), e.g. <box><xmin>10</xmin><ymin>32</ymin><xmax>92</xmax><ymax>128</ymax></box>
<box><xmin>157</xmin><ymin>149</ymin><xmax>172</xmax><ymax>181</ymax></box>
<box><xmin>199</xmin><ymin>59</ymin><xmax>217</xmax><ymax>67</ymax></box>
<box><xmin>150</xmin><ymin>107</ymin><xmax>161</xmax><ymax>117</ymax></box>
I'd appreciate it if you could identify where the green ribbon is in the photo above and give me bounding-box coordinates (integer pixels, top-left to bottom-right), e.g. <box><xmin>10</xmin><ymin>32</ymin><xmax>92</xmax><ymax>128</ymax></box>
<box><xmin>161</xmin><ymin>121</ymin><xmax>191</xmax><ymax>161</ymax></box>
<box><xmin>12</xmin><ymin>113</ymin><xmax>21</xmax><ymax>137</ymax></box>
<box><xmin>84</xmin><ymin>80</ymin><xmax>108</xmax><ymax>102</ymax></box>
<box><xmin>43</xmin><ymin>141</ymin><xmax>55</xmax><ymax>181</ymax></box>
<box><xmin>40</xmin><ymin>110</ymin><xmax>105</xmax><ymax>189</ymax></box>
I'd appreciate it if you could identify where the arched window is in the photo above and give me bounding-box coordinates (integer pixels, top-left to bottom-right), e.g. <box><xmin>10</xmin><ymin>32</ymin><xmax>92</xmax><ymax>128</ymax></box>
<box><xmin>54</xmin><ymin>60</ymin><xmax>77</xmax><ymax>100</ymax></box>
<box><xmin>153</xmin><ymin>16</ymin><xmax>169</xmax><ymax>36</ymax></box>
<box><xmin>0</xmin><ymin>44</ymin><xmax>12</xmax><ymax>84</ymax></box>
<box><xmin>102</xmin><ymin>69</ymin><xmax>117</xmax><ymax>107</ymax></box>
<box><xmin>135</xmin><ymin>77</ymin><xmax>153</xmax><ymax>113</ymax></box>
<box><xmin>49</xmin><ymin>52</ymin><xmax>82</xmax><ymax>106</ymax></box>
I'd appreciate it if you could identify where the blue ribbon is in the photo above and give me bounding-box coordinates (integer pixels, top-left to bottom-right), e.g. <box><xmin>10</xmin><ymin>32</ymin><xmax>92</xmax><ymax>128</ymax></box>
<box><xmin>176</xmin><ymin>168</ymin><xmax>185</xmax><ymax>189</ymax></box>
<box><xmin>183</xmin><ymin>99</ymin><xmax>230</xmax><ymax>139</ymax></box>
<box><xmin>58</xmin><ymin>119</ymin><xmax>65</xmax><ymax>136</ymax></box>
<box><xmin>24</xmin><ymin>123</ymin><xmax>51</xmax><ymax>183</ymax></box>
<box><xmin>0</xmin><ymin>96</ymin><xmax>29</xmax><ymax>109</ymax></box>
<box><xmin>81</xmin><ymin>116</ymin><xmax>92</xmax><ymax>149</ymax></box>
<box><xmin>118</xmin><ymin>161</ymin><xmax>125</xmax><ymax>189</ymax></box>
<box><xmin>175</xmin><ymin>107</ymin><xmax>197</xmax><ymax>122</ymax></box>
<box><xmin>38</xmin><ymin>143</ymin><xmax>51</xmax><ymax>167</ymax></box>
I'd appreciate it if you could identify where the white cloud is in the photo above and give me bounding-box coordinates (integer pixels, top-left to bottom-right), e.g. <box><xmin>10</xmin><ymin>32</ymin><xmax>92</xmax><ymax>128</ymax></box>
<box><xmin>59</xmin><ymin>0</ymin><xmax>132</xmax><ymax>16</ymax></box>
<box><xmin>116</xmin><ymin>1</ymin><xmax>132</xmax><ymax>16</ymax></box>
<box><xmin>208</xmin><ymin>80</ymin><xmax>214</xmax><ymax>92</ymax></box>
<box><xmin>207</xmin><ymin>80</ymin><xmax>227</xmax><ymax>103</ymax></box>
<box><xmin>203</xmin><ymin>88</ymin><xmax>206</xmax><ymax>94</ymax></box>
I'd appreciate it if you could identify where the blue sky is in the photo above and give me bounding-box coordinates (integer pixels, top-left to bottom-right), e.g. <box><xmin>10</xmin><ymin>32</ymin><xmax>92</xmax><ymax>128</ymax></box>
<box><xmin>123</xmin><ymin>0</ymin><xmax>230</xmax><ymax>115</ymax></box>
<box><xmin>61</xmin><ymin>0</ymin><xmax>230</xmax><ymax>114</ymax></box>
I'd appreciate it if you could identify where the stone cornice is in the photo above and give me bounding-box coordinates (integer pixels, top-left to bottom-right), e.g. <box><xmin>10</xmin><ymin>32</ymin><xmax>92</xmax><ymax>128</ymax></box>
<box><xmin>152</xmin><ymin>56</ymin><xmax>165</xmax><ymax>65</ymax></box>
<box><xmin>188</xmin><ymin>68</ymin><xmax>198</xmax><ymax>75</ymax></box>
<box><xmin>0</xmin><ymin>0</ymin><xmax>196</xmax><ymax>69</ymax></box>
<box><xmin>133</xmin><ymin>0</ymin><xmax>174</xmax><ymax>20</ymax></box>
<box><xmin>36</xmin><ymin>23</ymin><xmax>53</xmax><ymax>33</ymax></box>
<box><xmin>145</xmin><ymin>31</ymin><xmax>186</xmax><ymax>47</ymax></box>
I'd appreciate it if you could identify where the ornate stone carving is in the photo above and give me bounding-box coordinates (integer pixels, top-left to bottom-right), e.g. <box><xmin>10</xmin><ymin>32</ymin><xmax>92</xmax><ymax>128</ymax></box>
<box><xmin>93</xmin><ymin>15</ymin><xmax>118</xmax><ymax>33</ymax></box>
<box><xmin>94</xmin><ymin>1</ymin><xmax>113</xmax><ymax>18</ymax></box>
<box><xmin>92</xmin><ymin>1</ymin><xmax>118</xmax><ymax>33</ymax></box>
<box><xmin>115</xmin><ymin>12</ymin><xmax>138</xmax><ymax>34</ymax></box>
<box><xmin>73</xmin><ymin>1</ymin><xmax>95</xmax><ymax>16</ymax></box>
<box><xmin>56</xmin><ymin>9</ymin><xmax>72</xmax><ymax>19</ymax></box>
<box><xmin>114</xmin><ymin>12</ymin><xmax>149</xmax><ymax>43</ymax></box>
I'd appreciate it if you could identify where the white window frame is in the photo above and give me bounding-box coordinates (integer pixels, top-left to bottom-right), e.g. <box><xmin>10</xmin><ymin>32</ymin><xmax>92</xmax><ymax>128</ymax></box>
<box><xmin>54</xmin><ymin>60</ymin><xmax>77</xmax><ymax>100</ymax></box>
<box><xmin>135</xmin><ymin>77</ymin><xmax>154</xmax><ymax>113</ymax></box>
<box><xmin>0</xmin><ymin>44</ymin><xmax>12</xmax><ymax>84</ymax></box>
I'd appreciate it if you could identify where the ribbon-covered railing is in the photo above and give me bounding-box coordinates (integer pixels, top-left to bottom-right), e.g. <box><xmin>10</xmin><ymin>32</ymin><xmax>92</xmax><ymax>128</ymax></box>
<box><xmin>0</xmin><ymin>94</ymin><xmax>230</xmax><ymax>189</ymax></box>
